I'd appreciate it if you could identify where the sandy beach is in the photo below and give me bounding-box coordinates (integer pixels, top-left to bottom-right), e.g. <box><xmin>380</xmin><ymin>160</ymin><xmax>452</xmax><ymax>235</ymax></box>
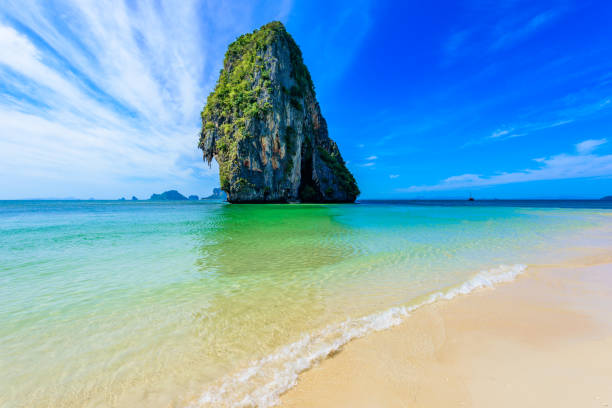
<box><xmin>281</xmin><ymin>251</ymin><xmax>612</xmax><ymax>408</ymax></box>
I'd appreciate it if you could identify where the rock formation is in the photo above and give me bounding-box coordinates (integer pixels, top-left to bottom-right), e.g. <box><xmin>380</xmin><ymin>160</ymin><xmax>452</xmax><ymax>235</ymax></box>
<box><xmin>199</xmin><ymin>21</ymin><xmax>359</xmax><ymax>203</ymax></box>
<box><xmin>149</xmin><ymin>190</ymin><xmax>188</xmax><ymax>201</ymax></box>
<box><xmin>201</xmin><ymin>188</ymin><xmax>227</xmax><ymax>201</ymax></box>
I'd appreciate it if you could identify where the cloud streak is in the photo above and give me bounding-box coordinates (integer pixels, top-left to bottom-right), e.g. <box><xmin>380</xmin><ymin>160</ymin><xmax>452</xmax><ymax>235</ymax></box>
<box><xmin>0</xmin><ymin>0</ymin><xmax>292</xmax><ymax>198</ymax></box>
<box><xmin>401</xmin><ymin>139</ymin><xmax>612</xmax><ymax>192</ymax></box>
<box><xmin>576</xmin><ymin>138</ymin><xmax>607</xmax><ymax>154</ymax></box>
<box><xmin>463</xmin><ymin>89</ymin><xmax>612</xmax><ymax>147</ymax></box>
<box><xmin>444</xmin><ymin>2</ymin><xmax>568</xmax><ymax>61</ymax></box>
<box><xmin>490</xmin><ymin>7</ymin><xmax>564</xmax><ymax>50</ymax></box>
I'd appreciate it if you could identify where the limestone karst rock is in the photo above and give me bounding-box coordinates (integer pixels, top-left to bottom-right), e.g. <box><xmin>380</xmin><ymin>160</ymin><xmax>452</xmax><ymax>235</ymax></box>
<box><xmin>149</xmin><ymin>190</ymin><xmax>188</xmax><ymax>201</ymax></box>
<box><xmin>199</xmin><ymin>22</ymin><xmax>359</xmax><ymax>203</ymax></box>
<box><xmin>201</xmin><ymin>188</ymin><xmax>227</xmax><ymax>201</ymax></box>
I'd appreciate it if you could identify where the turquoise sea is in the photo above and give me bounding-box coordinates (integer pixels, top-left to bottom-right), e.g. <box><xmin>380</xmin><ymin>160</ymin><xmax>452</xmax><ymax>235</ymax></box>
<box><xmin>1</xmin><ymin>200</ymin><xmax>611</xmax><ymax>407</ymax></box>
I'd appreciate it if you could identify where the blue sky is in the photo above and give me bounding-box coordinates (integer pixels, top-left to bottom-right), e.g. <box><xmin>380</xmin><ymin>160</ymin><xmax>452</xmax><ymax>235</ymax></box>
<box><xmin>0</xmin><ymin>0</ymin><xmax>611</xmax><ymax>199</ymax></box>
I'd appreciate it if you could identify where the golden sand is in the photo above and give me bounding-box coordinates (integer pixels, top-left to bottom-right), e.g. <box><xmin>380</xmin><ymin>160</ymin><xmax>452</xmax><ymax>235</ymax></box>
<box><xmin>281</xmin><ymin>254</ymin><xmax>612</xmax><ymax>407</ymax></box>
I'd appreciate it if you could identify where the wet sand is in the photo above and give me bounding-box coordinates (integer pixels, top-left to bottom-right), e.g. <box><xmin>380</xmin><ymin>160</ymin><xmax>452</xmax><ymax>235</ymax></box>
<box><xmin>281</xmin><ymin>254</ymin><xmax>612</xmax><ymax>408</ymax></box>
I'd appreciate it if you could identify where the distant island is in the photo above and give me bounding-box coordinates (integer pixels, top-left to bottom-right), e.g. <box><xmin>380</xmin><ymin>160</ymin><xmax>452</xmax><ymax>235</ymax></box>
<box><xmin>149</xmin><ymin>190</ymin><xmax>188</xmax><ymax>201</ymax></box>
<box><xmin>199</xmin><ymin>21</ymin><xmax>359</xmax><ymax>203</ymax></box>
<box><xmin>147</xmin><ymin>190</ymin><xmax>224</xmax><ymax>202</ymax></box>
<box><xmin>602</xmin><ymin>196</ymin><xmax>612</xmax><ymax>201</ymax></box>
<box><xmin>201</xmin><ymin>188</ymin><xmax>227</xmax><ymax>201</ymax></box>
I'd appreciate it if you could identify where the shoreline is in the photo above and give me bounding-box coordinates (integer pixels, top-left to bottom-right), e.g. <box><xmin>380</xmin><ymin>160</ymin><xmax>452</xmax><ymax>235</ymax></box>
<box><xmin>192</xmin><ymin>264</ymin><xmax>530</xmax><ymax>407</ymax></box>
<box><xmin>280</xmin><ymin>251</ymin><xmax>612</xmax><ymax>407</ymax></box>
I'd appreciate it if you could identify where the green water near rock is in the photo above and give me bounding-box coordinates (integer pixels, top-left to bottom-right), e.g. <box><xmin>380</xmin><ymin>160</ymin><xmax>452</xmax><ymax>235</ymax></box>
<box><xmin>1</xmin><ymin>200</ymin><xmax>610</xmax><ymax>407</ymax></box>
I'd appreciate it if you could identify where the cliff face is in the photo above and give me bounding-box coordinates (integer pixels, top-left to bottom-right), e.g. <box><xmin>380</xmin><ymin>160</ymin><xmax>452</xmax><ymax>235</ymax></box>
<box><xmin>199</xmin><ymin>22</ymin><xmax>359</xmax><ymax>203</ymax></box>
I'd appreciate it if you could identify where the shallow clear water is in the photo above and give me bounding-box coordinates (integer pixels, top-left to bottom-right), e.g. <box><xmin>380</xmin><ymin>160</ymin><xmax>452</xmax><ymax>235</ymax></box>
<box><xmin>1</xmin><ymin>200</ymin><xmax>610</xmax><ymax>407</ymax></box>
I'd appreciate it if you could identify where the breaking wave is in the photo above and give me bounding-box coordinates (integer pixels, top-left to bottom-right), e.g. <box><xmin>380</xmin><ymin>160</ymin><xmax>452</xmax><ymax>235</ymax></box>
<box><xmin>190</xmin><ymin>264</ymin><xmax>526</xmax><ymax>408</ymax></box>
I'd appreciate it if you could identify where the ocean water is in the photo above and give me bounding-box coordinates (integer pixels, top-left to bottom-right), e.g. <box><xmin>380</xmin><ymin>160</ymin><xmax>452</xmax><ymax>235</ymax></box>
<box><xmin>1</xmin><ymin>200</ymin><xmax>611</xmax><ymax>407</ymax></box>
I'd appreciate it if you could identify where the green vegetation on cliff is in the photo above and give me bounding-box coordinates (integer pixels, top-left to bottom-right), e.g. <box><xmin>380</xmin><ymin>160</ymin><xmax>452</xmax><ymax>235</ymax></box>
<box><xmin>199</xmin><ymin>22</ymin><xmax>313</xmax><ymax>191</ymax></box>
<box><xmin>199</xmin><ymin>21</ymin><xmax>359</xmax><ymax>203</ymax></box>
<box><xmin>317</xmin><ymin>146</ymin><xmax>360</xmax><ymax>198</ymax></box>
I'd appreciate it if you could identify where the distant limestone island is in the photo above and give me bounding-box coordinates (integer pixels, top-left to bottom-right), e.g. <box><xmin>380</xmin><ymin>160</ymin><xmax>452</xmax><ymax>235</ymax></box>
<box><xmin>145</xmin><ymin>189</ymin><xmax>227</xmax><ymax>201</ymax></box>
<box><xmin>199</xmin><ymin>21</ymin><xmax>359</xmax><ymax>203</ymax></box>
<box><xmin>204</xmin><ymin>188</ymin><xmax>227</xmax><ymax>200</ymax></box>
<box><xmin>602</xmin><ymin>196</ymin><xmax>612</xmax><ymax>201</ymax></box>
<box><xmin>149</xmin><ymin>190</ymin><xmax>192</xmax><ymax>201</ymax></box>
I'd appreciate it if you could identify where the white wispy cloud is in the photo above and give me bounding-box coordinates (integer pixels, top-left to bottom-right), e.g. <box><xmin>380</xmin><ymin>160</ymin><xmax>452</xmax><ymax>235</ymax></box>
<box><xmin>443</xmin><ymin>3</ymin><xmax>568</xmax><ymax>63</ymax></box>
<box><xmin>486</xmin><ymin>127</ymin><xmax>527</xmax><ymax>141</ymax></box>
<box><xmin>389</xmin><ymin>174</ymin><xmax>399</xmax><ymax>179</ymax></box>
<box><xmin>490</xmin><ymin>8</ymin><xmax>564</xmax><ymax>50</ymax></box>
<box><xmin>576</xmin><ymin>138</ymin><xmax>607</xmax><ymax>154</ymax></box>
<box><xmin>359</xmin><ymin>154</ymin><xmax>378</xmax><ymax>167</ymax></box>
<box><xmin>0</xmin><ymin>0</ymin><xmax>292</xmax><ymax>198</ymax></box>
<box><xmin>463</xmin><ymin>90</ymin><xmax>612</xmax><ymax>148</ymax></box>
<box><xmin>400</xmin><ymin>139</ymin><xmax>612</xmax><ymax>192</ymax></box>
<box><xmin>489</xmin><ymin>128</ymin><xmax>512</xmax><ymax>138</ymax></box>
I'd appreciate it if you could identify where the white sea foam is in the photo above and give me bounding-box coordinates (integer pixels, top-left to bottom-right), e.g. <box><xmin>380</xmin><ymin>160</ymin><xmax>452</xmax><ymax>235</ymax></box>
<box><xmin>191</xmin><ymin>264</ymin><xmax>526</xmax><ymax>408</ymax></box>
<box><xmin>416</xmin><ymin>263</ymin><xmax>527</xmax><ymax>308</ymax></box>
